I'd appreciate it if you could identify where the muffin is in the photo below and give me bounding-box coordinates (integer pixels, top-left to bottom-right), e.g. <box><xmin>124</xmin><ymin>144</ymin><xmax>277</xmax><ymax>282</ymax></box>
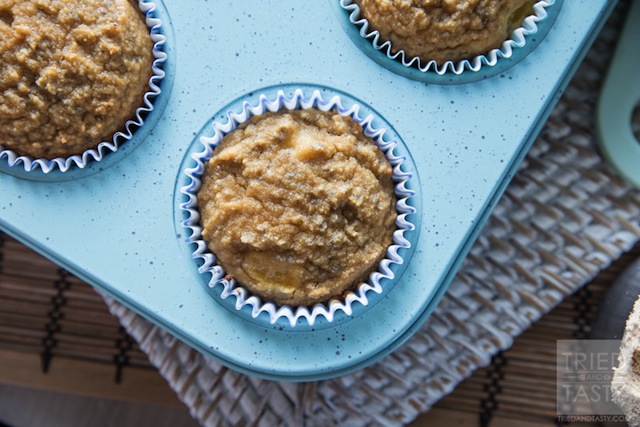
<box><xmin>0</xmin><ymin>0</ymin><xmax>154</xmax><ymax>160</ymax></box>
<box><xmin>355</xmin><ymin>0</ymin><xmax>536</xmax><ymax>65</ymax></box>
<box><xmin>197</xmin><ymin>109</ymin><xmax>398</xmax><ymax>307</ymax></box>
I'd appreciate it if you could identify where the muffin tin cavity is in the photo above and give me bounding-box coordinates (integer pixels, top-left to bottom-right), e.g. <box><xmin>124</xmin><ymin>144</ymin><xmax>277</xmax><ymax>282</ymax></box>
<box><xmin>175</xmin><ymin>84</ymin><xmax>422</xmax><ymax>331</ymax></box>
<box><xmin>0</xmin><ymin>0</ymin><xmax>175</xmax><ymax>182</ymax></box>
<box><xmin>332</xmin><ymin>0</ymin><xmax>563</xmax><ymax>85</ymax></box>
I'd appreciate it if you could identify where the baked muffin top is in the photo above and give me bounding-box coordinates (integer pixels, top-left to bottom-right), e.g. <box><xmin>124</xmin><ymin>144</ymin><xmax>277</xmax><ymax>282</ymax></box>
<box><xmin>356</xmin><ymin>0</ymin><xmax>535</xmax><ymax>65</ymax></box>
<box><xmin>197</xmin><ymin>109</ymin><xmax>397</xmax><ymax>307</ymax></box>
<box><xmin>0</xmin><ymin>0</ymin><xmax>153</xmax><ymax>159</ymax></box>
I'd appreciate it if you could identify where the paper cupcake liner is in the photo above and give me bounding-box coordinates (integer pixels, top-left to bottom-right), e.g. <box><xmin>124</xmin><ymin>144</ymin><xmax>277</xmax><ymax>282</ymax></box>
<box><xmin>341</xmin><ymin>0</ymin><xmax>557</xmax><ymax>76</ymax></box>
<box><xmin>0</xmin><ymin>0</ymin><xmax>167</xmax><ymax>173</ymax></box>
<box><xmin>180</xmin><ymin>89</ymin><xmax>417</xmax><ymax>327</ymax></box>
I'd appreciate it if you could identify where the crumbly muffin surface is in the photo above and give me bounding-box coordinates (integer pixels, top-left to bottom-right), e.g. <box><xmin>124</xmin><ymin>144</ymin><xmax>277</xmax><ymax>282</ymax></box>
<box><xmin>356</xmin><ymin>0</ymin><xmax>535</xmax><ymax>64</ymax></box>
<box><xmin>0</xmin><ymin>0</ymin><xmax>153</xmax><ymax>159</ymax></box>
<box><xmin>198</xmin><ymin>109</ymin><xmax>397</xmax><ymax>307</ymax></box>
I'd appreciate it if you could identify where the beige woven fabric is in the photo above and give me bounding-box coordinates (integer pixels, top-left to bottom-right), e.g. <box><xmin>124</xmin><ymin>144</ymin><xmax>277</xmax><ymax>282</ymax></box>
<box><xmin>104</xmin><ymin>3</ymin><xmax>640</xmax><ymax>426</ymax></box>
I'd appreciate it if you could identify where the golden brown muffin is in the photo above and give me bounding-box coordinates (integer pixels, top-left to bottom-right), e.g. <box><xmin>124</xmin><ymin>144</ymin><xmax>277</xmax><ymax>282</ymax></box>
<box><xmin>356</xmin><ymin>0</ymin><xmax>536</xmax><ymax>65</ymax></box>
<box><xmin>0</xmin><ymin>0</ymin><xmax>153</xmax><ymax>159</ymax></box>
<box><xmin>197</xmin><ymin>109</ymin><xmax>397</xmax><ymax>307</ymax></box>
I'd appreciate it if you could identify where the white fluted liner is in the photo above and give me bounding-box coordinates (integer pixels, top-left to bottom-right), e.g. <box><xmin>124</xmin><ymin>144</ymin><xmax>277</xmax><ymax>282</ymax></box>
<box><xmin>180</xmin><ymin>89</ymin><xmax>416</xmax><ymax>327</ymax></box>
<box><xmin>0</xmin><ymin>0</ymin><xmax>167</xmax><ymax>173</ymax></box>
<box><xmin>341</xmin><ymin>0</ymin><xmax>556</xmax><ymax>75</ymax></box>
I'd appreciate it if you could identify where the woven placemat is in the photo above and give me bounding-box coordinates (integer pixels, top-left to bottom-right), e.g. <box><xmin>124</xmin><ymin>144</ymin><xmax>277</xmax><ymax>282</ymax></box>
<box><xmin>100</xmin><ymin>2</ymin><xmax>640</xmax><ymax>425</ymax></box>
<box><xmin>425</xmin><ymin>244</ymin><xmax>640</xmax><ymax>426</ymax></box>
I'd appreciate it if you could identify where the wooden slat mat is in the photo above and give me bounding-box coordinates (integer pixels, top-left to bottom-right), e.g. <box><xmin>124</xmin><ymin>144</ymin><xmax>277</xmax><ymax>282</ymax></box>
<box><xmin>1</xmin><ymin>234</ymin><xmax>639</xmax><ymax>425</ymax></box>
<box><xmin>0</xmin><ymin>233</ymin><xmax>184</xmax><ymax>406</ymax></box>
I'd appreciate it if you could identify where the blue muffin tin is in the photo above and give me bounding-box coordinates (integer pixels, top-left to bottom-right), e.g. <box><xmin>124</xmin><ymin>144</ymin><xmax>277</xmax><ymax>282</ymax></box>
<box><xmin>0</xmin><ymin>0</ymin><xmax>617</xmax><ymax>381</ymax></box>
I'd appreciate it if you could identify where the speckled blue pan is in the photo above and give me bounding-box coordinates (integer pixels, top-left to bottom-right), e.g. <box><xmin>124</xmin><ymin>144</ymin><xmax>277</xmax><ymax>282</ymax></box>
<box><xmin>0</xmin><ymin>0</ymin><xmax>617</xmax><ymax>381</ymax></box>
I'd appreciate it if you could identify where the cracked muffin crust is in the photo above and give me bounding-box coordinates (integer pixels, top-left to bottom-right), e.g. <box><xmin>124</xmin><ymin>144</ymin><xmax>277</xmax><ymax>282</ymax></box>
<box><xmin>197</xmin><ymin>109</ymin><xmax>397</xmax><ymax>307</ymax></box>
<box><xmin>356</xmin><ymin>0</ymin><xmax>536</xmax><ymax>65</ymax></box>
<box><xmin>0</xmin><ymin>0</ymin><xmax>153</xmax><ymax>159</ymax></box>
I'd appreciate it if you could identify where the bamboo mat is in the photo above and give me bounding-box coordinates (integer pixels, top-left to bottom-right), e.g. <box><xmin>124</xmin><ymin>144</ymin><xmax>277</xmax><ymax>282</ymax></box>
<box><xmin>0</xmin><ymin>233</ymin><xmax>185</xmax><ymax>407</ymax></box>
<box><xmin>1</xmin><ymin>232</ymin><xmax>639</xmax><ymax>425</ymax></box>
